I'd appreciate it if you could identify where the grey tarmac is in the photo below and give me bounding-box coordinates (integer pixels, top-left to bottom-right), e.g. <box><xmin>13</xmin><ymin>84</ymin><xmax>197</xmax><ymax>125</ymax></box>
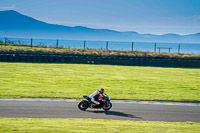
<box><xmin>0</xmin><ymin>100</ymin><xmax>200</xmax><ymax>122</ymax></box>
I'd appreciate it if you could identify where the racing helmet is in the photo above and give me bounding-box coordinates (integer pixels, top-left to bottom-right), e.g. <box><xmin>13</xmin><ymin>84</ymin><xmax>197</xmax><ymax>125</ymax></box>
<box><xmin>99</xmin><ymin>88</ymin><xmax>104</xmax><ymax>94</ymax></box>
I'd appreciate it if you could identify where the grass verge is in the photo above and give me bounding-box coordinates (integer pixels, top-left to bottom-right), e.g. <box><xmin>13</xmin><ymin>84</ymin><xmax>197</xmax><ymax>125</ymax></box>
<box><xmin>1</xmin><ymin>44</ymin><xmax>200</xmax><ymax>59</ymax></box>
<box><xmin>0</xmin><ymin>118</ymin><xmax>199</xmax><ymax>133</ymax></box>
<box><xmin>0</xmin><ymin>62</ymin><xmax>200</xmax><ymax>102</ymax></box>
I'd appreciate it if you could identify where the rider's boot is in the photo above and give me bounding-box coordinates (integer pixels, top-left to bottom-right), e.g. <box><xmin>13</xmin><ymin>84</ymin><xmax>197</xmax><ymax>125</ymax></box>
<box><xmin>90</xmin><ymin>104</ymin><xmax>94</xmax><ymax>108</ymax></box>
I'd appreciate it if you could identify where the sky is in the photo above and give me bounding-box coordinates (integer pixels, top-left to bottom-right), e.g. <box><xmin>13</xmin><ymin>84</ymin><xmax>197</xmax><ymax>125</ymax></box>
<box><xmin>0</xmin><ymin>0</ymin><xmax>200</xmax><ymax>35</ymax></box>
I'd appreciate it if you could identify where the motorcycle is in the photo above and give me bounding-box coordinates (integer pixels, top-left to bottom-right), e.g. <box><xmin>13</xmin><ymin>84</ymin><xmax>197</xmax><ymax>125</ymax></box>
<box><xmin>78</xmin><ymin>93</ymin><xmax>112</xmax><ymax>111</ymax></box>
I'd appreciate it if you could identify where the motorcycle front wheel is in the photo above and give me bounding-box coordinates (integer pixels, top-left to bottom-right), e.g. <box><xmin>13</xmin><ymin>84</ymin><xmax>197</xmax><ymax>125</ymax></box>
<box><xmin>102</xmin><ymin>103</ymin><xmax>112</xmax><ymax>111</ymax></box>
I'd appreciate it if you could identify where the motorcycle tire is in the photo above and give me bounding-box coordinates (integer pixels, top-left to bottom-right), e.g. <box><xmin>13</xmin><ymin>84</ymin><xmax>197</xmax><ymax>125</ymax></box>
<box><xmin>78</xmin><ymin>100</ymin><xmax>89</xmax><ymax>111</ymax></box>
<box><xmin>102</xmin><ymin>103</ymin><xmax>112</xmax><ymax>111</ymax></box>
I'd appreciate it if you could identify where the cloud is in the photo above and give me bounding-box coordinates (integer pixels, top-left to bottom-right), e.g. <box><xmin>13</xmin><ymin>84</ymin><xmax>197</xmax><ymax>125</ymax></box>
<box><xmin>0</xmin><ymin>5</ymin><xmax>17</xmax><ymax>10</ymax></box>
<box><xmin>189</xmin><ymin>15</ymin><xmax>200</xmax><ymax>20</ymax></box>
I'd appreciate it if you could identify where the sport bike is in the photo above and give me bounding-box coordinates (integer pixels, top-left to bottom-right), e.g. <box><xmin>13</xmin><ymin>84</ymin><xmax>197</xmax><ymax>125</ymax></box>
<box><xmin>78</xmin><ymin>94</ymin><xmax>112</xmax><ymax>111</ymax></box>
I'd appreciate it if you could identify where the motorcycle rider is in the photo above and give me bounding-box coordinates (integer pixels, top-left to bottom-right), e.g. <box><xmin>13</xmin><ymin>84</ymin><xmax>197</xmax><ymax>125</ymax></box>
<box><xmin>89</xmin><ymin>88</ymin><xmax>104</xmax><ymax>108</ymax></box>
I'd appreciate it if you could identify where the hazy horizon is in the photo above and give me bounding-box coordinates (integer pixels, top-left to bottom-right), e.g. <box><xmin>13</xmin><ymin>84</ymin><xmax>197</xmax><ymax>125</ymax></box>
<box><xmin>0</xmin><ymin>0</ymin><xmax>200</xmax><ymax>35</ymax></box>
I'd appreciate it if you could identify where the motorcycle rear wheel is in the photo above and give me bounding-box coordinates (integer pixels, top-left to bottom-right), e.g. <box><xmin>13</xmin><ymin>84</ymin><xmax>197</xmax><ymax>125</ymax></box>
<box><xmin>78</xmin><ymin>100</ymin><xmax>89</xmax><ymax>111</ymax></box>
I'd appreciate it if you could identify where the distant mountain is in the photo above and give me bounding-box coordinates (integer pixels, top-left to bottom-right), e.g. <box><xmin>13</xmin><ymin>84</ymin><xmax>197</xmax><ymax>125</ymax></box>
<box><xmin>0</xmin><ymin>10</ymin><xmax>200</xmax><ymax>43</ymax></box>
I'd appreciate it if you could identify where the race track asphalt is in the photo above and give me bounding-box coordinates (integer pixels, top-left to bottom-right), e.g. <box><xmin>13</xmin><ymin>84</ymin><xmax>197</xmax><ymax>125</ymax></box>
<box><xmin>0</xmin><ymin>100</ymin><xmax>200</xmax><ymax>122</ymax></box>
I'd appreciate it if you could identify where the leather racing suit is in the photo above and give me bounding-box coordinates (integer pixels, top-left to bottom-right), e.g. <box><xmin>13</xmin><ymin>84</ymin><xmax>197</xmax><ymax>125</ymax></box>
<box><xmin>89</xmin><ymin>90</ymin><xmax>102</xmax><ymax>106</ymax></box>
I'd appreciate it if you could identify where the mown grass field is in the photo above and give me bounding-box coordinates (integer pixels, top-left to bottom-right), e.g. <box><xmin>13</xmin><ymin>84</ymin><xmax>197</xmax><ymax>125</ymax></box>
<box><xmin>0</xmin><ymin>62</ymin><xmax>199</xmax><ymax>101</ymax></box>
<box><xmin>0</xmin><ymin>118</ymin><xmax>199</xmax><ymax>133</ymax></box>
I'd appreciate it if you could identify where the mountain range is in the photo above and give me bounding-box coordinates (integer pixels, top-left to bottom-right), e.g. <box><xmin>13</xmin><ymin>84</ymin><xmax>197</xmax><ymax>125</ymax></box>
<box><xmin>0</xmin><ymin>10</ymin><xmax>200</xmax><ymax>43</ymax></box>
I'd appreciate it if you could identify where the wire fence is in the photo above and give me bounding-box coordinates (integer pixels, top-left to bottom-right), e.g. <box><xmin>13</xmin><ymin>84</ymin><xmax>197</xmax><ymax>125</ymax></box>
<box><xmin>0</xmin><ymin>37</ymin><xmax>200</xmax><ymax>54</ymax></box>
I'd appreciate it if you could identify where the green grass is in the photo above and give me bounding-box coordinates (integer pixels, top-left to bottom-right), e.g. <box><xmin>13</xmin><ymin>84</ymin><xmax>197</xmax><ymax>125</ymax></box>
<box><xmin>0</xmin><ymin>62</ymin><xmax>200</xmax><ymax>101</ymax></box>
<box><xmin>0</xmin><ymin>118</ymin><xmax>199</xmax><ymax>133</ymax></box>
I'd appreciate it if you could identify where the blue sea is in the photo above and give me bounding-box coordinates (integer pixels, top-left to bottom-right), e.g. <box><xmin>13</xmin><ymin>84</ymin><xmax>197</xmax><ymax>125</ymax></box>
<box><xmin>1</xmin><ymin>37</ymin><xmax>200</xmax><ymax>54</ymax></box>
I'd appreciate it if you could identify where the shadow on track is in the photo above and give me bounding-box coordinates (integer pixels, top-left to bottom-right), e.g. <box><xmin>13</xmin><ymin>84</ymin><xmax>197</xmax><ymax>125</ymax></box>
<box><xmin>86</xmin><ymin>110</ymin><xmax>141</xmax><ymax>119</ymax></box>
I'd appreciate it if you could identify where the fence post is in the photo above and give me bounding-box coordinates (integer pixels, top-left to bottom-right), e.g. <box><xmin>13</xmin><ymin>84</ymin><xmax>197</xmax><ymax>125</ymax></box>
<box><xmin>132</xmin><ymin>42</ymin><xmax>134</xmax><ymax>51</ymax></box>
<box><xmin>84</xmin><ymin>40</ymin><xmax>86</xmax><ymax>49</ymax></box>
<box><xmin>178</xmin><ymin>44</ymin><xmax>180</xmax><ymax>53</ymax></box>
<box><xmin>154</xmin><ymin>43</ymin><xmax>157</xmax><ymax>52</ymax></box>
<box><xmin>5</xmin><ymin>37</ymin><xmax>7</xmax><ymax>47</ymax></box>
<box><xmin>106</xmin><ymin>41</ymin><xmax>108</xmax><ymax>50</ymax></box>
<box><xmin>56</xmin><ymin>39</ymin><xmax>59</xmax><ymax>48</ymax></box>
<box><xmin>31</xmin><ymin>38</ymin><xmax>33</xmax><ymax>48</ymax></box>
